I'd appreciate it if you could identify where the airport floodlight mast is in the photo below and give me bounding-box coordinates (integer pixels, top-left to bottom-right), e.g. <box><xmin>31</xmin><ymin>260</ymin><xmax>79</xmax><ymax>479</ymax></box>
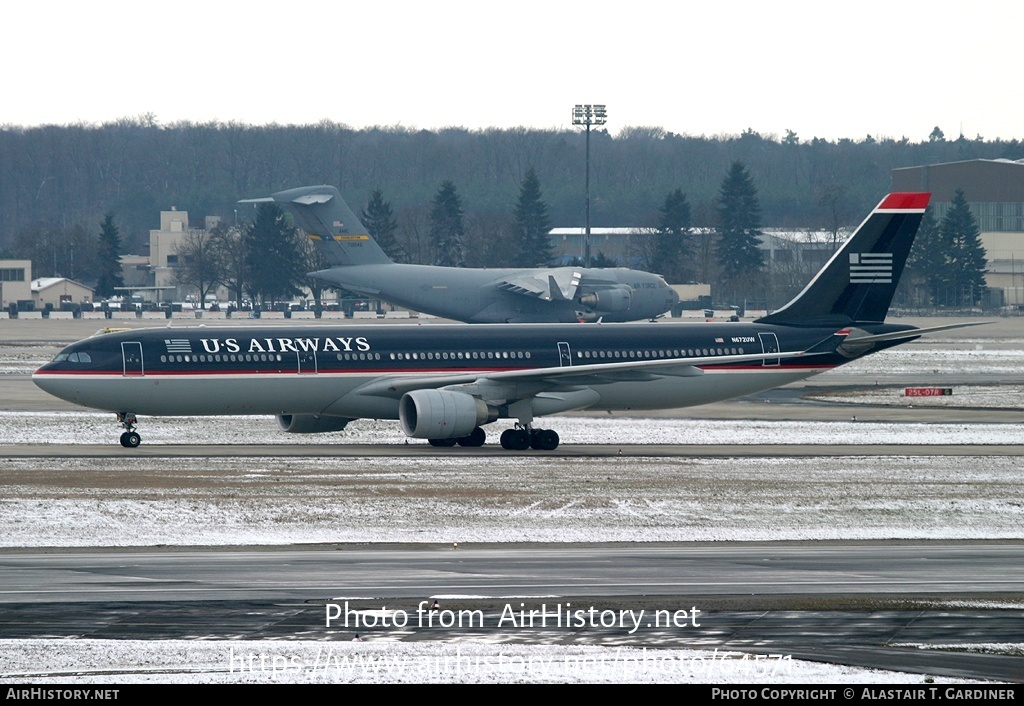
<box><xmin>572</xmin><ymin>104</ymin><xmax>607</xmax><ymax>268</ymax></box>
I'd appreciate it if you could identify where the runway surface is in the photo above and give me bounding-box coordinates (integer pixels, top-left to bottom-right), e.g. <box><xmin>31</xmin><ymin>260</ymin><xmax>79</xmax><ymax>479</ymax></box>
<box><xmin>2</xmin><ymin>542</ymin><xmax>1023</xmax><ymax>681</ymax></box>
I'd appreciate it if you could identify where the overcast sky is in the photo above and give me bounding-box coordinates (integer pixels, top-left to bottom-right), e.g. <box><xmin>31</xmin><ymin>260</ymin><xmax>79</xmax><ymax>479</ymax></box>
<box><xmin>5</xmin><ymin>0</ymin><xmax>1020</xmax><ymax>142</ymax></box>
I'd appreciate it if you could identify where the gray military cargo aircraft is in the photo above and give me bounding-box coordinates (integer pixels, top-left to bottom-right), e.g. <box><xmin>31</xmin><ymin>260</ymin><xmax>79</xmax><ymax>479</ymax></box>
<box><xmin>241</xmin><ymin>185</ymin><xmax>679</xmax><ymax>323</ymax></box>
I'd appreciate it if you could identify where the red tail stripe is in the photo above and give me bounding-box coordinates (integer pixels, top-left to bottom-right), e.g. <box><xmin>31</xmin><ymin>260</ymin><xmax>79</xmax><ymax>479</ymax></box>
<box><xmin>878</xmin><ymin>192</ymin><xmax>930</xmax><ymax>210</ymax></box>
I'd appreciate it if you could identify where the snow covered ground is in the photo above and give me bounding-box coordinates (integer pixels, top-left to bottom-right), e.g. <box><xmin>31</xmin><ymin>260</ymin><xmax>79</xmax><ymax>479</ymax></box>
<box><xmin>3</xmin><ymin>453</ymin><xmax>1023</xmax><ymax>545</ymax></box>
<box><xmin>0</xmin><ymin>639</ymin><xmax>970</xmax><ymax>684</ymax></box>
<box><xmin>2</xmin><ymin>410</ymin><xmax>1024</xmax><ymax>446</ymax></box>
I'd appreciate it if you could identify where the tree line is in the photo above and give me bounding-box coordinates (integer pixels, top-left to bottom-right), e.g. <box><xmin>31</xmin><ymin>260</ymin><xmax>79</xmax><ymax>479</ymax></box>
<box><xmin>0</xmin><ymin>120</ymin><xmax>998</xmax><ymax>309</ymax></box>
<box><xmin>2</xmin><ymin>118</ymin><xmax>1020</xmax><ymax>252</ymax></box>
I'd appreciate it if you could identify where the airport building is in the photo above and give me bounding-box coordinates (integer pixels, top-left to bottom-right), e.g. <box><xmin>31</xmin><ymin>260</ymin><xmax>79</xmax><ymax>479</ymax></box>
<box><xmin>0</xmin><ymin>260</ymin><xmax>32</xmax><ymax>311</ymax></box>
<box><xmin>892</xmin><ymin>159</ymin><xmax>1024</xmax><ymax>305</ymax></box>
<box><xmin>548</xmin><ymin>227</ymin><xmax>837</xmax><ymax>286</ymax></box>
<box><xmin>123</xmin><ymin>209</ymin><xmax>233</xmax><ymax>305</ymax></box>
<box><xmin>31</xmin><ymin>277</ymin><xmax>95</xmax><ymax>310</ymax></box>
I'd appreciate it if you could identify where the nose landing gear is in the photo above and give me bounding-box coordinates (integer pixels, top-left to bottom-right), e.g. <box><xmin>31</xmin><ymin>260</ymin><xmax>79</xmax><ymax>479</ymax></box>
<box><xmin>117</xmin><ymin>412</ymin><xmax>141</xmax><ymax>448</ymax></box>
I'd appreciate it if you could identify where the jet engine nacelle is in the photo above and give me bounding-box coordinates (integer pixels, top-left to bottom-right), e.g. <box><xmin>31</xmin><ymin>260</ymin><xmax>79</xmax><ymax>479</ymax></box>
<box><xmin>399</xmin><ymin>389</ymin><xmax>497</xmax><ymax>439</ymax></box>
<box><xmin>277</xmin><ymin>414</ymin><xmax>353</xmax><ymax>434</ymax></box>
<box><xmin>578</xmin><ymin>285</ymin><xmax>633</xmax><ymax>312</ymax></box>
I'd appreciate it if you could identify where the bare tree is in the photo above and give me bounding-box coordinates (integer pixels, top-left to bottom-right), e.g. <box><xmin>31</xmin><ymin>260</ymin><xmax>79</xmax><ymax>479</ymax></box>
<box><xmin>174</xmin><ymin>228</ymin><xmax>222</xmax><ymax>309</ymax></box>
<box><xmin>209</xmin><ymin>223</ymin><xmax>247</xmax><ymax>308</ymax></box>
<box><xmin>295</xmin><ymin>231</ymin><xmax>334</xmax><ymax>313</ymax></box>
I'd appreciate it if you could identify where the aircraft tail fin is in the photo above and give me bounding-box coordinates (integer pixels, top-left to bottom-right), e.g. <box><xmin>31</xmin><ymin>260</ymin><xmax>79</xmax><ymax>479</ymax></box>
<box><xmin>241</xmin><ymin>185</ymin><xmax>392</xmax><ymax>267</ymax></box>
<box><xmin>756</xmin><ymin>193</ymin><xmax>930</xmax><ymax>327</ymax></box>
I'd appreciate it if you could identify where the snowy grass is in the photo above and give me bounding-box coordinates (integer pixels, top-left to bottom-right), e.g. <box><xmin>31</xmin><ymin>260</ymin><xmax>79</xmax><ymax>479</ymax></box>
<box><xmin>0</xmin><ymin>639</ymin><xmax>969</xmax><ymax>684</ymax></box>
<box><xmin>3</xmin><ymin>455</ymin><xmax>1023</xmax><ymax>546</ymax></box>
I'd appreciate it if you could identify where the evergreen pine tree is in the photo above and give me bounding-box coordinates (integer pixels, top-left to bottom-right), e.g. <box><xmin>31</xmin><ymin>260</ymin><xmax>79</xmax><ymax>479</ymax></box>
<box><xmin>429</xmin><ymin>181</ymin><xmax>466</xmax><ymax>267</ymax></box>
<box><xmin>654</xmin><ymin>188</ymin><xmax>692</xmax><ymax>283</ymax></box>
<box><xmin>513</xmin><ymin>168</ymin><xmax>553</xmax><ymax>267</ymax></box>
<box><xmin>939</xmin><ymin>189</ymin><xmax>988</xmax><ymax>306</ymax></box>
<box><xmin>94</xmin><ymin>213</ymin><xmax>124</xmax><ymax>298</ymax></box>
<box><xmin>902</xmin><ymin>206</ymin><xmax>944</xmax><ymax>305</ymax></box>
<box><xmin>244</xmin><ymin>203</ymin><xmax>304</xmax><ymax>306</ymax></box>
<box><xmin>715</xmin><ymin>161</ymin><xmax>765</xmax><ymax>300</ymax></box>
<box><xmin>361</xmin><ymin>188</ymin><xmax>405</xmax><ymax>262</ymax></box>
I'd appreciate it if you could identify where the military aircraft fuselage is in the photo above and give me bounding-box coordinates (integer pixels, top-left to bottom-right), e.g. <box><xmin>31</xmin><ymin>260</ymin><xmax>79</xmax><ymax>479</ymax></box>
<box><xmin>314</xmin><ymin>264</ymin><xmax>679</xmax><ymax>323</ymax></box>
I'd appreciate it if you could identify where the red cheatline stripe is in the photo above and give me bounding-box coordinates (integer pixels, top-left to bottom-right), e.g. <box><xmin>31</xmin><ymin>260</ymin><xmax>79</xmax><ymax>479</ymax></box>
<box><xmin>878</xmin><ymin>193</ymin><xmax>930</xmax><ymax>210</ymax></box>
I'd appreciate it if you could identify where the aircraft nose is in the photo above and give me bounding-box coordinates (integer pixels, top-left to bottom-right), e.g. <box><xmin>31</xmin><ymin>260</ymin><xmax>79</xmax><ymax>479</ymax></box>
<box><xmin>33</xmin><ymin>365</ymin><xmax>70</xmax><ymax>397</ymax></box>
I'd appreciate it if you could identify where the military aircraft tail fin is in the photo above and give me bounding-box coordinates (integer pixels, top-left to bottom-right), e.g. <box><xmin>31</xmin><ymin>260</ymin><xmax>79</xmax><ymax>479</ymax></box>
<box><xmin>241</xmin><ymin>185</ymin><xmax>392</xmax><ymax>267</ymax></box>
<box><xmin>756</xmin><ymin>193</ymin><xmax>930</xmax><ymax>327</ymax></box>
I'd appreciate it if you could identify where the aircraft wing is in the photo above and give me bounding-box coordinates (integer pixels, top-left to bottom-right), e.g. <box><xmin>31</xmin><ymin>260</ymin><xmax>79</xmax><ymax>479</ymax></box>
<box><xmin>493</xmin><ymin>269</ymin><xmax>580</xmax><ymax>301</ymax></box>
<box><xmin>352</xmin><ymin>348</ymin><xmax>813</xmax><ymax>399</ymax></box>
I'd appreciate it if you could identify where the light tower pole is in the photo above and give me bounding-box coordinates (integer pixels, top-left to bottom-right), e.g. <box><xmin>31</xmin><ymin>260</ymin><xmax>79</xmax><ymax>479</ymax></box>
<box><xmin>572</xmin><ymin>104</ymin><xmax>606</xmax><ymax>268</ymax></box>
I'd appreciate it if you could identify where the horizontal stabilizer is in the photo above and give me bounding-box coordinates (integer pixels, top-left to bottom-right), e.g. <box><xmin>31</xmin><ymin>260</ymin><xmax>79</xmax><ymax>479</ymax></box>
<box><xmin>842</xmin><ymin>321</ymin><xmax>989</xmax><ymax>345</ymax></box>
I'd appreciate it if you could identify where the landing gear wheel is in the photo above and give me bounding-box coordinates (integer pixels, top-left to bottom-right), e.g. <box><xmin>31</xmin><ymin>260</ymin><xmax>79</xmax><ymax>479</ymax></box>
<box><xmin>457</xmin><ymin>427</ymin><xmax>486</xmax><ymax>447</ymax></box>
<box><xmin>428</xmin><ymin>438</ymin><xmax>458</xmax><ymax>447</ymax></box>
<box><xmin>116</xmin><ymin>412</ymin><xmax>141</xmax><ymax>448</ymax></box>
<box><xmin>500</xmin><ymin>428</ymin><xmax>531</xmax><ymax>450</ymax></box>
<box><xmin>530</xmin><ymin>429</ymin><xmax>559</xmax><ymax>451</ymax></box>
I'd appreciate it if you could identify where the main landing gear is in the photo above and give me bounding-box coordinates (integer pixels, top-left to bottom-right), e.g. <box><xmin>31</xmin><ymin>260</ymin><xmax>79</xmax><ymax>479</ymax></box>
<box><xmin>117</xmin><ymin>412</ymin><xmax>141</xmax><ymax>448</ymax></box>
<box><xmin>428</xmin><ymin>426</ymin><xmax>486</xmax><ymax>448</ymax></box>
<box><xmin>499</xmin><ymin>425</ymin><xmax>559</xmax><ymax>451</ymax></box>
<box><xmin>424</xmin><ymin>425</ymin><xmax>560</xmax><ymax>450</ymax></box>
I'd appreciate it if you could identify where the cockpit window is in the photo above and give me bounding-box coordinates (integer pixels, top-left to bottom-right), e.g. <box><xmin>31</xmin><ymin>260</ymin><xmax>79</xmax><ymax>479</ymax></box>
<box><xmin>55</xmin><ymin>351</ymin><xmax>92</xmax><ymax>363</ymax></box>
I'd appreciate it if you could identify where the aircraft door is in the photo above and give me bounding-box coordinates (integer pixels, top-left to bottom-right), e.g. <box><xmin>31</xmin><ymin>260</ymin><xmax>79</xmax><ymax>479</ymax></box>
<box><xmin>297</xmin><ymin>350</ymin><xmax>317</xmax><ymax>374</ymax></box>
<box><xmin>758</xmin><ymin>333</ymin><xmax>780</xmax><ymax>367</ymax></box>
<box><xmin>557</xmin><ymin>342</ymin><xmax>572</xmax><ymax>367</ymax></box>
<box><xmin>121</xmin><ymin>342</ymin><xmax>144</xmax><ymax>376</ymax></box>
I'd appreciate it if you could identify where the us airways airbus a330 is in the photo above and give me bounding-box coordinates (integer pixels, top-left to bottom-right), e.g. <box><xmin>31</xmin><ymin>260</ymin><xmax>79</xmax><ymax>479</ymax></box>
<box><xmin>34</xmin><ymin>193</ymin><xmax>975</xmax><ymax>451</ymax></box>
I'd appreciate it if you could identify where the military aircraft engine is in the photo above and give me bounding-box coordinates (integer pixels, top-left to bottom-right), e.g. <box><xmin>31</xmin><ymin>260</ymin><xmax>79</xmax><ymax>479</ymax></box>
<box><xmin>277</xmin><ymin>414</ymin><xmax>353</xmax><ymax>433</ymax></box>
<box><xmin>400</xmin><ymin>389</ymin><xmax>498</xmax><ymax>439</ymax></box>
<box><xmin>578</xmin><ymin>285</ymin><xmax>633</xmax><ymax>311</ymax></box>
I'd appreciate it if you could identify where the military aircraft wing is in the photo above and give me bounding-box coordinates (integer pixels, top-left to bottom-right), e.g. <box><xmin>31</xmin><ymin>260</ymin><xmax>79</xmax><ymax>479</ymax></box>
<box><xmin>495</xmin><ymin>274</ymin><xmax>552</xmax><ymax>299</ymax></box>
<box><xmin>493</xmin><ymin>268</ymin><xmax>581</xmax><ymax>302</ymax></box>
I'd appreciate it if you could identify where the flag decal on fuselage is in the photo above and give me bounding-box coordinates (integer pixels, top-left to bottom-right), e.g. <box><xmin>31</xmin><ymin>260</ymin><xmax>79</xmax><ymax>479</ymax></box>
<box><xmin>164</xmin><ymin>339</ymin><xmax>193</xmax><ymax>354</ymax></box>
<box><xmin>849</xmin><ymin>253</ymin><xmax>893</xmax><ymax>284</ymax></box>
